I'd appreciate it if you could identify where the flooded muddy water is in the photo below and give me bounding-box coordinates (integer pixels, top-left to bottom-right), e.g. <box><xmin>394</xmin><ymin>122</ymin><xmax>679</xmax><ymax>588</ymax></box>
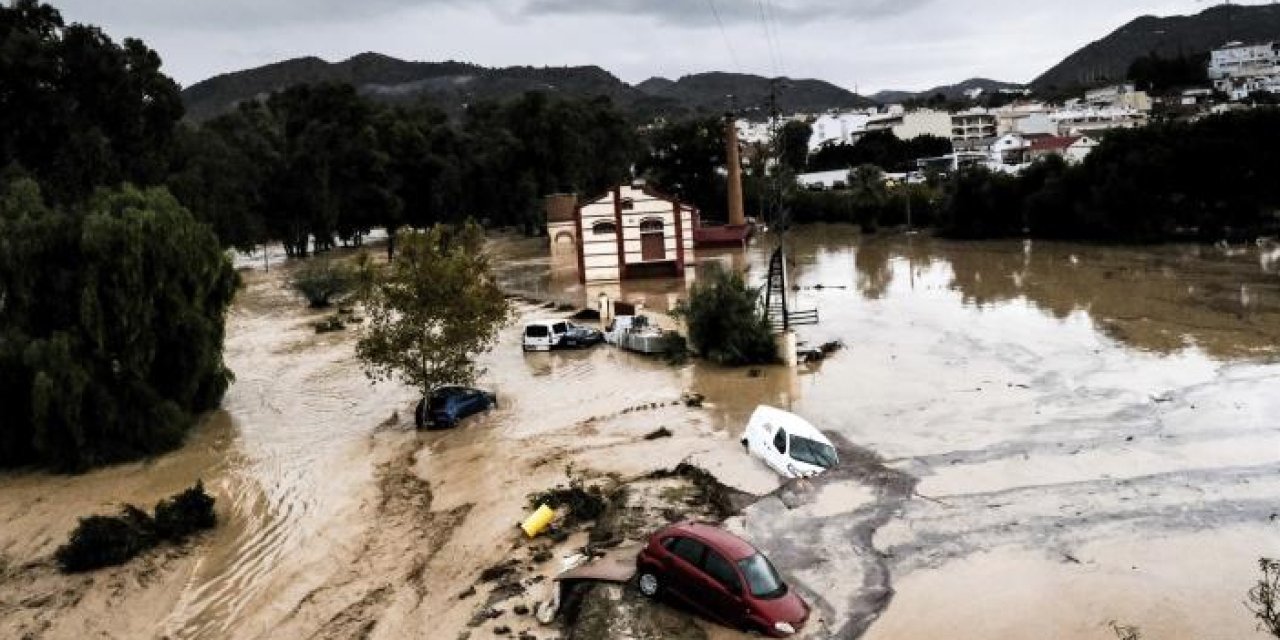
<box><xmin>1</xmin><ymin>226</ymin><xmax>1277</xmax><ymax>640</ymax></box>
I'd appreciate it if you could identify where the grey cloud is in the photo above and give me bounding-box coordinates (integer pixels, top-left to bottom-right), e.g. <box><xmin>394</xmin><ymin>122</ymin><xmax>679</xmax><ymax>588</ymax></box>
<box><xmin>518</xmin><ymin>0</ymin><xmax>933</xmax><ymax>26</ymax></box>
<box><xmin>54</xmin><ymin>0</ymin><xmax>458</xmax><ymax>30</ymax></box>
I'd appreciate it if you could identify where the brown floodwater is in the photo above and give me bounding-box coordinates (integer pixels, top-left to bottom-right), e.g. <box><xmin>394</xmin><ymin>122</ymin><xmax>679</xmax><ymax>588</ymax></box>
<box><xmin>1</xmin><ymin>226</ymin><xmax>1277</xmax><ymax>640</ymax></box>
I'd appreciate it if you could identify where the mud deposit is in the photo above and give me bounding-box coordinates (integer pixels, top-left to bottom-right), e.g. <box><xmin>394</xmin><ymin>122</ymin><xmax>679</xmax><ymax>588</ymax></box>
<box><xmin>0</xmin><ymin>227</ymin><xmax>1277</xmax><ymax>640</ymax></box>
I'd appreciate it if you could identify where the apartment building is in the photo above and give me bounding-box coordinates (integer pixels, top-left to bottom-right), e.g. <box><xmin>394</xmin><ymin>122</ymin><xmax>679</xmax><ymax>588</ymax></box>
<box><xmin>1209</xmin><ymin>41</ymin><xmax>1280</xmax><ymax>100</ymax></box>
<box><xmin>951</xmin><ymin>109</ymin><xmax>998</xmax><ymax>151</ymax></box>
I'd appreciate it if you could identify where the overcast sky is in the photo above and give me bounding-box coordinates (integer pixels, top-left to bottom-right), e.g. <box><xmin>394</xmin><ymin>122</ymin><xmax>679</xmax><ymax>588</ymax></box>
<box><xmin>49</xmin><ymin>0</ymin><xmax>1265</xmax><ymax>93</ymax></box>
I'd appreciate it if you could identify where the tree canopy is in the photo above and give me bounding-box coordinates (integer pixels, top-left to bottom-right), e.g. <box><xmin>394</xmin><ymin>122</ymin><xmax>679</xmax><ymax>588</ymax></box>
<box><xmin>355</xmin><ymin>223</ymin><xmax>510</xmax><ymax>396</ymax></box>
<box><xmin>0</xmin><ymin>182</ymin><xmax>238</xmax><ymax>470</ymax></box>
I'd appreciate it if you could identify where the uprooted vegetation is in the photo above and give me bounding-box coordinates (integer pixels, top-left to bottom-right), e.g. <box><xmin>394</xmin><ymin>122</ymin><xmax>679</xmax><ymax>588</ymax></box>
<box><xmin>55</xmin><ymin>482</ymin><xmax>216</xmax><ymax>573</ymax></box>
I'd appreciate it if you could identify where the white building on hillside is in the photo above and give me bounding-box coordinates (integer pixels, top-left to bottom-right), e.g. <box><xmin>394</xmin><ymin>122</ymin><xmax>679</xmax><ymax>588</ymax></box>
<box><xmin>1051</xmin><ymin>107</ymin><xmax>1147</xmax><ymax>135</ymax></box>
<box><xmin>951</xmin><ymin>108</ymin><xmax>998</xmax><ymax>151</ymax></box>
<box><xmin>809</xmin><ymin>113</ymin><xmax>871</xmax><ymax>151</ymax></box>
<box><xmin>1084</xmin><ymin>84</ymin><xmax>1152</xmax><ymax>111</ymax></box>
<box><xmin>1209</xmin><ymin>41</ymin><xmax>1280</xmax><ymax>100</ymax></box>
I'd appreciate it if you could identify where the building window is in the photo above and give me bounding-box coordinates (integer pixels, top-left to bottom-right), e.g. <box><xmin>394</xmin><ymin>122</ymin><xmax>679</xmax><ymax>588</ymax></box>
<box><xmin>639</xmin><ymin>219</ymin><xmax>664</xmax><ymax>233</ymax></box>
<box><xmin>592</xmin><ymin>221</ymin><xmax>617</xmax><ymax>236</ymax></box>
<box><xmin>620</xmin><ymin>198</ymin><xmax>635</xmax><ymax>211</ymax></box>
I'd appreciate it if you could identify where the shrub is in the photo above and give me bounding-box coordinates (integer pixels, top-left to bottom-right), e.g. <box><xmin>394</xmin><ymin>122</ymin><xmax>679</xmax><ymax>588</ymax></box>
<box><xmin>673</xmin><ymin>262</ymin><xmax>778</xmax><ymax>366</ymax></box>
<box><xmin>1248</xmin><ymin>558</ymin><xmax>1280</xmax><ymax>638</ymax></box>
<box><xmin>290</xmin><ymin>259</ymin><xmax>355</xmax><ymax>308</ymax></box>
<box><xmin>54</xmin><ymin>482</ymin><xmax>216</xmax><ymax>573</ymax></box>
<box><xmin>153</xmin><ymin>481</ymin><xmax>217</xmax><ymax>541</ymax></box>
<box><xmin>55</xmin><ymin>506</ymin><xmax>156</xmax><ymax>573</ymax></box>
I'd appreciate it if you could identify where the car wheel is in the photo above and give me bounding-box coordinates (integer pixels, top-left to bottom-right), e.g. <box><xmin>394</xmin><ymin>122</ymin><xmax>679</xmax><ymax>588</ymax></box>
<box><xmin>637</xmin><ymin>571</ymin><xmax>661</xmax><ymax>598</ymax></box>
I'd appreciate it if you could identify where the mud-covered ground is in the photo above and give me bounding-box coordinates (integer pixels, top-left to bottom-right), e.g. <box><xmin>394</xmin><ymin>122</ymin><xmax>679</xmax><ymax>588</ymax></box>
<box><xmin>1</xmin><ymin>227</ymin><xmax>1278</xmax><ymax>640</ymax></box>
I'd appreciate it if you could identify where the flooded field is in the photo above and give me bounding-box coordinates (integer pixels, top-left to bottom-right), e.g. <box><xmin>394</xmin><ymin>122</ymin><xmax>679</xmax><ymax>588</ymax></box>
<box><xmin>1</xmin><ymin>225</ymin><xmax>1277</xmax><ymax>639</ymax></box>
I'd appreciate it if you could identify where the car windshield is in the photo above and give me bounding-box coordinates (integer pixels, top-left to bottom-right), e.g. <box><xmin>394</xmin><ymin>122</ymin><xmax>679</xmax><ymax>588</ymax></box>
<box><xmin>789</xmin><ymin>435</ymin><xmax>838</xmax><ymax>469</ymax></box>
<box><xmin>737</xmin><ymin>553</ymin><xmax>787</xmax><ymax>599</ymax></box>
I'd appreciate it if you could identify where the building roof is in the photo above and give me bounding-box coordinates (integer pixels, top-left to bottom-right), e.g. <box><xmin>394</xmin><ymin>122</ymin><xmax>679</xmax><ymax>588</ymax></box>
<box><xmin>1030</xmin><ymin>136</ymin><xmax>1080</xmax><ymax>152</ymax></box>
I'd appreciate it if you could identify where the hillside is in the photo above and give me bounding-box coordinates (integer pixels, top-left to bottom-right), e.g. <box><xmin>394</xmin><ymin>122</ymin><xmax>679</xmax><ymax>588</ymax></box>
<box><xmin>872</xmin><ymin>78</ymin><xmax>1024</xmax><ymax>104</ymax></box>
<box><xmin>183</xmin><ymin>55</ymin><xmax>869</xmax><ymax>122</ymax></box>
<box><xmin>635</xmin><ymin>72</ymin><xmax>873</xmax><ymax>116</ymax></box>
<box><xmin>1032</xmin><ymin>3</ymin><xmax>1280</xmax><ymax>91</ymax></box>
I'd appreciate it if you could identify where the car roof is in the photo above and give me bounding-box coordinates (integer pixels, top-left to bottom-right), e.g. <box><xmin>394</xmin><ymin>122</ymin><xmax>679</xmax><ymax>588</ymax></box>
<box><xmin>748</xmin><ymin>405</ymin><xmax>831</xmax><ymax>445</ymax></box>
<box><xmin>527</xmin><ymin>319</ymin><xmax>566</xmax><ymax>326</ymax></box>
<box><xmin>662</xmin><ymin>522</ymin><xmax>759</xmax><ymax>561</ymax></box>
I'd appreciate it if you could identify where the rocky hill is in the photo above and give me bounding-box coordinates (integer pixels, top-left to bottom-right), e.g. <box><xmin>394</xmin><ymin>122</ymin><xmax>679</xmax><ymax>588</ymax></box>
<box><xmin>182</xmin><ymin>54</ymin><xmax>869</xmax><ymax>122</ymax></box>
<box><xmin>1031</xmin><ymin>3</ymin><xmax>1280</xmax><ymax>91</ymax></box>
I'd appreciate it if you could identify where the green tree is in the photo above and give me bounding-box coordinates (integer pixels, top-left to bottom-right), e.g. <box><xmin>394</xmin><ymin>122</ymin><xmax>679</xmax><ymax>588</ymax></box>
<box><xmin>0</xmin><ymin>182</ymin><xmax>238</xmax><ymax>470</ymax></box>
<box><xmin>637</xmin><ymin>116</ymin><xmax>728</xmax><ymax>219</ymax></box>
<box><xmin>355</xmin><ymin>223</ymin><xmax>510</xmax><ymax>396</ymax></box>
<box><xmin>777</xmin><ymin>120</ymin><xmax>812</xmax><ymax>174</ymax></box>
<box><xmin>0</xmin><ymin>1</ymin><xmax>183</xmax><ymax>205</ymax></box>
<box><xmin>290</xmin><ymin>258</ymin><xmax>355</xmax><ymax>308</ymax></box>
<box><xmin>673</xmin><ymin>262</ymin><xmax>777</xmax><ymax>366</ymax></box>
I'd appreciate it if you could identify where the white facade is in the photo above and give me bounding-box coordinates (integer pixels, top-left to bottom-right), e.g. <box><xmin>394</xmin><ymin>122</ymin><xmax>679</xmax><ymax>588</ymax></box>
<box><xmin>996</xmin><ymin>104</ymin><xmax>1056</xmax><ymax>136</ymax></box>
<box><xmin>1050</xmin><ymin>107</ymin><xmax>1147</xmax><ymax>135</ymax></box>
<box><xmin>893</xmin><ymin>110</ymin><xmax>953</xmax><ymax>141</ymax></box>
<box><xmin>809</xmin><ymin>113</ymin><xmax>871</xmax><ymax>151</ymax></box>
<box><xmin>1066</xmin><ymin>136</ymin><xmax>1099</xmax><ymax>164</ymax></box>
<box><xmin>988</xmin><ymin>133</ymin><xmax>1030</xmax><ymax>167</ymax></box>
<box><xmin>1210</xmin><ymin>42</ymin><xmax>1280</xmax><ymax>99</ymax></box>
<box><xmin>576</xmin><ymin>184</ymin><xmax>695</xmax><ymax>284</ymax></box>
<box><xmin>1084</xmin><ymin>84</ymin><xmax>1152</xmax><ymax>111</ymax></box>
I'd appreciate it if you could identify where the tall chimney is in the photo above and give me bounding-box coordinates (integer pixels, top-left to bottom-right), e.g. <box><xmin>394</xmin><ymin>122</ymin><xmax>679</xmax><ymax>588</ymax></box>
<box><xmin>725</xmin><ymin>117</ymin><xmax>746</xmax><ymax>227</ymax></box>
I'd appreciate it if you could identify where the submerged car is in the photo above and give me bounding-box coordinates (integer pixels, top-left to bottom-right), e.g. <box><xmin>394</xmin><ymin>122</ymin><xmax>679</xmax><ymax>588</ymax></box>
<box><xmin>522</xmin><ymin>320</ymin><xmax>604</xmax><ymax>352</ymax></box>
<box><xmin>741</xmin><ymin>406</ymin><xmax>839</xmax><ymax>479</ymax></box>
<box><xmin>635</xmin><ymin>521</ymin><xmax>809</xmax><ymax>637</ymax></box>
<box><xmin>415</xmin><ymin>386</ymin><xmax>496</xmax><ymax>429</ymax></box>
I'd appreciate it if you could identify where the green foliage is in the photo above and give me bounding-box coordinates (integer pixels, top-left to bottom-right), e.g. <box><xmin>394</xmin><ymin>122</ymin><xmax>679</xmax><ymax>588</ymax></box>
<box><xmin>1127</xmin><ymin>51</ymin><xmax>1209</xmax><ymax>95</ymax></box>
<box><xmin>778</xmin><ymin>120</ymin><xmax>812</xmax><ymax>173</ymax></box>
<box><xmin>153</xmin><ymin>480</ymin><xmax>217</xmax><ymax>542</ymax></box>
<box><xmin>55</xmin><ymin>482</ymin><xmax>216</xmax><ymax>573</ymax></box>
<box><xmin>0</xmin><ymin>182</ymin><xmax>238</xmax><ymax>470</ymax></box>
<box><xmin>673</xmin><ymin>263</ymin><xmax>778</xmax><ymax>366</ymax></box>
<box><xmin>637</xmin><ymin>116</ymin><xmax>728</xmax><ymax>219</ymax></box>
<box><xmin>809</xmin><ymin>131</ymin><xmax>952</xmax><ymax>173</ymax></box>
<box><xmin>937</xmin><ymin>110</ymin><xmax>1280</xmax><ymax>242</ymax></box>
<box><xmin>0</xmin><ymin>1</ymin><xmax>183</xmax><ymax>205</ymax></box>
<box><xmin>290</xmin><ymin>258</ymin><xmax>355</xmax><ymax>308</ymax></box>
<box><xmin>55</xmin><ymin>507</ymin><xmax>156</xmax><ymax>573</ymax></box>
<box><xmin>356</xmin><ymin>223</ymin><xmax>510</xmax><ymax>396</ymax></box>
<box><xmin>1248</xmin><ymin>558</ymin><xmax>1280</xmax><ymax>638</ymax></box>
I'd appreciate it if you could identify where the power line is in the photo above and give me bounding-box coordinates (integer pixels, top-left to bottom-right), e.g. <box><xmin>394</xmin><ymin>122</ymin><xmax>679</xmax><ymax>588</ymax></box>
<box><xmin>761</xmin><ymin>0</ymin><xmax>788</xmax><ymax>77</ymax></box>
<box><xmin>754</xmin><ymin>0</ymin><xmax>783</xmax><ymax>77</ymax></box>
<box><xmin>704</xmin><ymin>0</ymin><xmax>743</xmax><ymax>74</ymax></box>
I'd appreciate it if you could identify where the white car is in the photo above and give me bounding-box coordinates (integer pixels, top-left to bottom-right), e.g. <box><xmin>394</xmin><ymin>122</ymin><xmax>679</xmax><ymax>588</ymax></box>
<box><xmin>522</xmin><ymin>320</ymin><xmax>567</xmax><ymax>352</ymax></box>
<box><xmin>741</xmin><ymin>406</ymin><xmax>839</xmax><ymax>479</ymax></box>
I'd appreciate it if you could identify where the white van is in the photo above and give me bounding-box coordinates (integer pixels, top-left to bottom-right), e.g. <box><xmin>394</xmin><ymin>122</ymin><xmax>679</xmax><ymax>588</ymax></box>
<box><xmin>741</xmin><ymin>406</ymin><xmax>839</xmax><ymax>479</ymax></box>
<box><xmin>523</xmin><ymin>320</ymin><xmax>568</xmax><ymax>352</ymax></box>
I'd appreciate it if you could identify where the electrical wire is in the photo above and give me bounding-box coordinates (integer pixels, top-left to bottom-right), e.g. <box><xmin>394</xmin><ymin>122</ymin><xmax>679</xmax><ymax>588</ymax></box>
<box><xmin>704</xmin><ymin>0</ymin><xmax>743</xmax><ymax>74</ymax></box>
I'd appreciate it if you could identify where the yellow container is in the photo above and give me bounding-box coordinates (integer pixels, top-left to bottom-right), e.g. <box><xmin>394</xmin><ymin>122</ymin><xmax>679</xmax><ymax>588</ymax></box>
<box><xmin>520</xmin><ymin>504</ymin><xmax>556</xmax><ymax>538</ymax></box>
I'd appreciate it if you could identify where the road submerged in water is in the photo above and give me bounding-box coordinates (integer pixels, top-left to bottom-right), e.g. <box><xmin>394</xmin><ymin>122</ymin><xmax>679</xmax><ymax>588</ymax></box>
<box><xmin>1</xmin><ymin>225</ymin><xmax>1278</xmax><ymax>640</ymax></box>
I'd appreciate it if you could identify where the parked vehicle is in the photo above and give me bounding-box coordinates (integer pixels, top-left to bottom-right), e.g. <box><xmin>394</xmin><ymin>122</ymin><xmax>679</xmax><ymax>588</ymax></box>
<box><xmin>635</xmin><ymin>521</ymin><xmax>809</xmax><ymax>637</ymax></box>
<box><xmin>522</xmin><ymin>320</ymin><xmax>603</xmax><ymax>352</ymax></box>
<box><xmin>604</xmin><ymin>315</ymin><xmax>672</xmax><ymax>354</ymax></box>
<box><xmin>415</xmin><ymin>386</ymin><xmax>496</xmax><ymax>429</ymax></box>
<box><xmin>741</xmin><ymin>406</ymin><xmax>839</xmax><ymax>479</ymax></box>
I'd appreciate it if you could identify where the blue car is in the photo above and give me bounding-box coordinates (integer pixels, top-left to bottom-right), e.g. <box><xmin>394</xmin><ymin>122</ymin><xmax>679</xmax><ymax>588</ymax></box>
<box><xmin>415</xmin><ymin>386</ymin><xmax>497</xmax><ymax>430</ymax></box>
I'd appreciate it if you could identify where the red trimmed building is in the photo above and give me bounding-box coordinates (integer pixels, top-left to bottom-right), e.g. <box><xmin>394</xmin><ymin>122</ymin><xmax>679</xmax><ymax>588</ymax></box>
<box><xmin>550</xmin><ymin>182</ymin><xmax>697</xmax><ymax>283</ymax></box>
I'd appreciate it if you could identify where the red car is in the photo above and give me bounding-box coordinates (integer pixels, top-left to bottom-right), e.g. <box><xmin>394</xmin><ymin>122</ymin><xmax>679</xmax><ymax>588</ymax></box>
<box><xmin>635</xmin><ymin>522</ymin><xmax>809</xmax><ymax>637</ymax></box>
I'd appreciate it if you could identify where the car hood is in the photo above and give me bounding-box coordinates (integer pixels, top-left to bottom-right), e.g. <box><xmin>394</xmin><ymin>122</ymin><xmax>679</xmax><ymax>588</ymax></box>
<box><xmin>753</xmin><ymin>589</ymin><xmax>809</xmax><ymax>626</ymax></box>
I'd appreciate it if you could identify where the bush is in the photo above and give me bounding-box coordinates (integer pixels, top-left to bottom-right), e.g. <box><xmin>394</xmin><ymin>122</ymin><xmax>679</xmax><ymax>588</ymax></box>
<box><xmin>54</xmin><ymin>482</ymin><xmax>216</xmax><ymax>573</ymax></box>
<box><xmin>674</xmin><ymin>262</ymin><xmax>778</xmax><ymax>366</ymax></box>
<box><xmin>55</xmin><ymin>506</ymin><xmax>156</xmax><ymax>573</ymax></box>
<box><xmin>153</xmin><ymin>481</ymin><xmax>217</xmax><ymax>541</ymax></box>
<box><xmin>290</xmin><ymin>259</ymin><xmax>355</xmax><ymax>308</ymax></box>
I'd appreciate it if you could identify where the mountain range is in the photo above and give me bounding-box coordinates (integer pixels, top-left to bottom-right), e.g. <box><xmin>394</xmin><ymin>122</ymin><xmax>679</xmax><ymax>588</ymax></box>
<box><xmin>181</xmin><ymin>55</ymin><xmax>873</xmax><ymax>122</ymax></box>
<box><xmin>181</xmin><ymin>4</ymin><xmax>1280</xmax><ymax>121</ymax></box>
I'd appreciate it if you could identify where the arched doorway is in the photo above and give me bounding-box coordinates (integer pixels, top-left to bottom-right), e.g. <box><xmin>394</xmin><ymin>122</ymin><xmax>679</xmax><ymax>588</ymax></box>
<box><xmin>639</xmin><ymin>218</ymin><xmax>665</xmax><ymax>261</ymax></box>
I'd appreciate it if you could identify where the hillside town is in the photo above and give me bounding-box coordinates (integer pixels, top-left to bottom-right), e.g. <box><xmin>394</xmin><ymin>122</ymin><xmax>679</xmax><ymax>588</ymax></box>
<box><xmin>726</xmin><ymin>40</ymin><xmax>1280</xmax><ymax>188</ymax></box>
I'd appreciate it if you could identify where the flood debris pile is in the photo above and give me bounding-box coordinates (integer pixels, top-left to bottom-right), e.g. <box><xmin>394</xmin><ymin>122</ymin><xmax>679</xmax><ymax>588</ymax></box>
<box><xmin>55</xmin><ymin>482</ymin><xmax>216</xmax><ymax>573</ymax></box>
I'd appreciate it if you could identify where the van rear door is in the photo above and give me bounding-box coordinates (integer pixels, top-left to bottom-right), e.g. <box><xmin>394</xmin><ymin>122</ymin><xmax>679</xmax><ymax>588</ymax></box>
<box><xmin>523</xmin><ymin>324</ymin><xmax>552</xmax><ymax>351</ymax></box>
